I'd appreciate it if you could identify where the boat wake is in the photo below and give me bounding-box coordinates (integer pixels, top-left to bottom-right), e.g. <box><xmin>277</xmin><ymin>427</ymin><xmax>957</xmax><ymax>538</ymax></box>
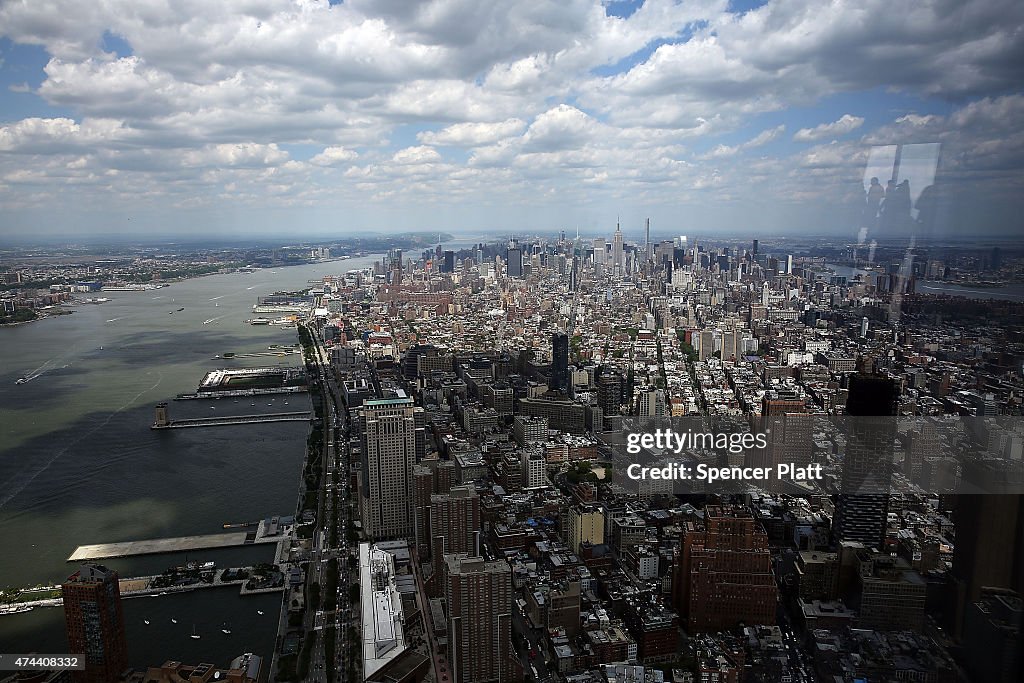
<box><xmin>0</xmin><ymin>371</ymin><xmax>165</xmax><ymax>511</ymax></box>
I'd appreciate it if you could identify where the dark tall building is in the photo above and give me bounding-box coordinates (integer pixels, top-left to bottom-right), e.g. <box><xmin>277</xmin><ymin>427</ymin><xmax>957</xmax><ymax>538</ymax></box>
<box><xmin>549</xmin><ymin>333</ymin><xmax>569</xmax><ymax>394</ymax></box>
<box><xmin>835</xmin><ymin>373</ymin><xmax>898</xmax><ymax>549</ymax></box>
<box><xmin>963</xmin><ymin>588</ymin><xmax>1021</xmax><ymax>682</ymax></box>
<box><xmin>442</xmin><ymin>250</ymin><xmax>455</xmax><ymax>273</ymax></box>
<box><xmin>429</xmin><ymin>485</ymin><xmax>481</xmax><ymax>592</ymax></box>
<box><xmin>444</xmin><ymin>554</ymin><xmax>514</xmax><ymax>683</ymax></box>
<box><xmin>506</xmin><ymin>248</ymin><xmax>523</xmax><ymax>278</ymax></box>
<box><xmin>62</xmin><ymin>564</ymin><xmax>128</xmax><ymax>683</ymax></box>
<box><xmin>953</xmin><ymin>495</ymin><xmax>1024</xmax><ymax>637</ymax></box>
<box><xmin>413</xmin><ymin>464</ymin><xmax>434</xmax><ymax>560</ymax></box>
<box><xmin>752</xmin><ymin>239</ymin><xmax>759</xmax><ymax>255</ymax></box>
<box><xmin>991</xmin><ymin>246</ymin><xmax>1003</xmax><ymax>271</ymax></box>
<box><xmin>597</xmin><ymin>368</ymin><xmax>623</xmax><ymax>417</ymax></box>
<box><xmin>675</xmin><ymin>506</ymin><xmax>777</xmax><ymax>633</ymax></box>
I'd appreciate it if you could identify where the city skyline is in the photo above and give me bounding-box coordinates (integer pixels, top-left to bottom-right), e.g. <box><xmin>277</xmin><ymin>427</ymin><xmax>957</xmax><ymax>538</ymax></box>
<box><xmin>1</xmin><ymin>233</ymin><xmax>1022</xmax><ymax>680</ymax></box>
<box><xmin>1</xmin><ymin>3</ymin><xmax>1022</xmax><ymax>681</ymax></box>
<box><xmin>0</xmin><ymin>0</ymin><xmax>1022</xmax><ymax>238</ymax></box>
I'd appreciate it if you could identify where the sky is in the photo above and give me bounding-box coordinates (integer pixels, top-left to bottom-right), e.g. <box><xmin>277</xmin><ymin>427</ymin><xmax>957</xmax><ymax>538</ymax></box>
<box><xmin>0</xmin><ymin>0</ymin><xmax>1022</xmax><ymax>241</ymax></box>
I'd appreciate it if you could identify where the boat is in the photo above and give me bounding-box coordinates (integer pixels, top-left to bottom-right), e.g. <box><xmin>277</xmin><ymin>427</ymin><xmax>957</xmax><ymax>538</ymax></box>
<box><xmin>144</xmin><ymin>619</ymin><xmax>150</xmax><ymax>625</ymax></box>
<box><xmin>15</xmin><ymin>377</ymin><xmax>27</xmax><ymax>385</ymax></box>
<box><xmin>177</xmin><ymin>307</ymin><xmax>184</xmax><ymax>312</ymax></box>
<box><xmin>257</xmin><ymin>610</ymin><xmax>264</xmax><ymax>615</ymax></box>
<box><xmin>221</xmin><ymin>622</ymin><xmax>232</xmax><ymax>634</ymax></box>
<box><xmin>171</xmin><ymin>618</ymin><xmax>178</xmax><ymax>624</ymax></box>
<box><xmin>190</xmin><ymin>625</ymin><xmax>201</xmax><ymax>640</ymax></box>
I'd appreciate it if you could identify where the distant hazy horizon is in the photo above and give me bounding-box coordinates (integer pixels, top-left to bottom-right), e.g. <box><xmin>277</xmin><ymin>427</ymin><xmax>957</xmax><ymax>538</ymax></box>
<box><xmin>1</xmin><ymin>1</ymin><xmax>1022</xmax><ymax>240</ymax></box>
<box><xmin>3</xmin><ymin>229</ymin><xmax>1021</xmax><ymax>252</ymax></box>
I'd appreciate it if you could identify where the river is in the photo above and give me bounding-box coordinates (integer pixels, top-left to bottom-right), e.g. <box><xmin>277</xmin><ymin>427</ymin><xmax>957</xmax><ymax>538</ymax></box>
<box><xmin>0</xmin><ymin>255</ymin><xmax>380</xmax><ymax>670</ymax></box>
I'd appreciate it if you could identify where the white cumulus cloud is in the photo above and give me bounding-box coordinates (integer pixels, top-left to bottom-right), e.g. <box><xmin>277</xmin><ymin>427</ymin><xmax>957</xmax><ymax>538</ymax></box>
<box><xmin>310</xmin><ymin>146</ymin><xmax>358</xmax><ymax>166</ymax></box>
<box><xmin>793</xmin><ymin>114</ymin><xmax>864</xmax><ymax>142</ymax></box>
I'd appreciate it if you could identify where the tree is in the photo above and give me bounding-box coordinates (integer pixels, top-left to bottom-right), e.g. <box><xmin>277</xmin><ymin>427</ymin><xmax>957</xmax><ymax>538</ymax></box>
<box><xmin>0</xmin><ymin>308</ymin><xmax>38</xmax><ymax>324</ymax></box>
<box><xmin>678</xmin><ymin>341</ymin><xmax>698</xmax><ymax>364</ymax></box>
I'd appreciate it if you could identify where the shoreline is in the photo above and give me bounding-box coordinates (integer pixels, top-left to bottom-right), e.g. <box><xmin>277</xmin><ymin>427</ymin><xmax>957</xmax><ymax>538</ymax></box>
<box><xmin>0</xmin><ymin>252</ymin><xmax>382</xmax><ymax>329</ymax></box>
<box><xmin>0</xmin><ymin>310</ymin><xmax>72</xmax><ymax>328</ymax></box>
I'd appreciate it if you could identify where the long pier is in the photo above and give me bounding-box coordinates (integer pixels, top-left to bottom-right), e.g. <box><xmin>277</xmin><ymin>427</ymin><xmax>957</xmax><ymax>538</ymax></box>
<box><xmin>67</xmin><ymin>530</ymin><xmax>282</xmax><ymax>562</ymax></box>
<box><xmin>174</xmin><ymin>385</ymin><xmax>308</xmax><ymax>400</ymax></box>
<box><xmin>1</xmin><ymin>566</ymin><xmax>285</xmax><ymax>613</ymax></box>
<box><xmin>151</xmin><ymin>411</ymin><xmax>311</xmax><ymax>430</ymax></box>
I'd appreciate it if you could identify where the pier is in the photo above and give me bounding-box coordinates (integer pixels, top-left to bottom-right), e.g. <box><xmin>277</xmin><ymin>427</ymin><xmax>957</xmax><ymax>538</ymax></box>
<box><xmin>67</xmin><ymin>516</ymin><xmax>292</xmax><ymax>561</ymax></box>
<box><xmin>152</xmin><ymin>401</ymin><xmax>310</xmax><ymax>429</ymax></box>
<box><xmin>212</xmin><ymin>350</ymin><xmax>300</xmax><ymax>359</ymax></box>
<box><xmin>1</xmin><ymin>566</ymin><xmax>285</xmax><ymax>613</ymax></box>
<box><xmin>67</xmin><ymin>531</ymin><xmax>280</xmax><ymax>561</ymax></box>
<box><xmin>174</xmin><ymin>385</ymin><xmax>308</xmax><ymax>400</ymax></box>
<box><xmin>151</xmin><ymin>410</ymin><xmax>311</xmax><ymax>429</ymax></box>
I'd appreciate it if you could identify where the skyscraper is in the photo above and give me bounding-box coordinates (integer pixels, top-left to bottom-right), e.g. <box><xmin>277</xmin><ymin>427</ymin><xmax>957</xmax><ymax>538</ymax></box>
<box><xmin>953</xmin><ymin>495</ymin><xmax>1024</xmax><ymax>636</ymax></box>
<box><xmin>429</xmin><ymin>485</ymin><xmax>481</xmax><ymax>589</ymax></box>
<box><xmin>444</xmin><ymin>554</ymin><xmax>514</xmax><ymax>683</ymax></box>
<box><xmin>835</xmin><ymin>373</ymin><xmax>898</xmax><ymax>549</ymax></box>
<box><xmin>506</xmin><ymin>247</ymin><xmax>523</xmax><ymax>278</ymax></box>
<box><xmin>612</xmin><ymin>222</ymin><xmax>624</xmax><ymax>273</ymax></box>
<box><xmin>644</xmin><ymin>217</ymin><xmax>651</xmax><ymax>262</ymax></box>
<box><xmin>62</xmin><ymin>564</ymin><xmax>128</xmax><ymax>683</ymax></box>
<box><xmin>963</xmin><ymin>587</ymin><xmax>1022</xmax><ymax>682</ymax></box>
<box><xmin>550</xmin><ymin>333</ymin><xmax>569</xmax><ymax>394</ymax></box>
<box><xmin>754</xmin><ymin>393</ymin><xmax>811</xmax><ymax>474</ymax></box>
<box><xmin>413</xmin><ymin>464</ymin><xmax>434</xmax><ymax>559</ymax></box>
<box><xmin>597</xmin><ymin>368</ymin><xmax>623</xmax><ymax>417</ymax></box>
<box><xmin>360</xmin><ymin>396</ymin><xmax>423</xmax><ymax>540</ymax></box>
<box><xmin>675</xmin><ymin>506</ymin><xmax>777</xmax><ymax>632</ymax></box>
<box><xmin>593</xmin><ymin>237</ymin><xmax>606</xmax><ymax>266</ymax></box>
<box><xmin>442</xmin><ymin>250</ymin><xmax>455</xmax><ymax>273</ymax></box>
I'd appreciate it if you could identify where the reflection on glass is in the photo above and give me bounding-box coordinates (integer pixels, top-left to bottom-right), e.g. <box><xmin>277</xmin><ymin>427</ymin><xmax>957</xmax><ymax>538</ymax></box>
<box><xmin>896</xmin><ymin>142</ymin><xmax>941</xmax><ymax>221</ymax></box>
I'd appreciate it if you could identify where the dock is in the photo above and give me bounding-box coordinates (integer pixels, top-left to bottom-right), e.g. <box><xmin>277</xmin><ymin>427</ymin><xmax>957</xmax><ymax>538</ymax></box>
<box><xmin>1</xmin><ymin>566</ymin><xmax>285</xmax><ymax>613</ymax></box>
<box><xmin>174</xmin><ymin>385</ymin><xmax>308</xmax><ymax>400</ymax></box>
<box><xmin>67</xmin><ymin>530</ymin><xmax>279</xmax><ymax>562</ymax></box>
<box><xmin>151</xmin><ymin>410</ymin><xmax>311</xmax><ymax>429</ymax></box>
